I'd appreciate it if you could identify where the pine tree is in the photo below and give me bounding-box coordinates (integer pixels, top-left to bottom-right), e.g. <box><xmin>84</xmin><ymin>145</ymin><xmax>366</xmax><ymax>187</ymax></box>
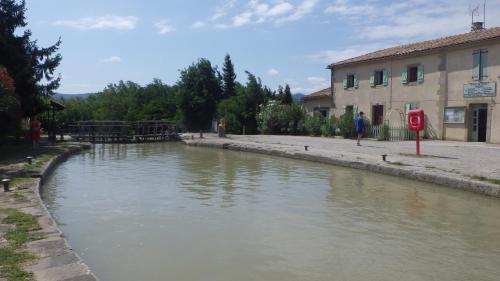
<box><xmin>282</xmin><ymin>84</ymin><xmax>293</xmax><ymax>105</ymax></box>
<box><xmin>0</xmin><ymin>0</ymin><xmax>62</xmax><ymax>118</ymax></box>
<box><xmin>222</xmin><ymin>54</ymin><xmax>236</xmax><ymax>98</ymax></box>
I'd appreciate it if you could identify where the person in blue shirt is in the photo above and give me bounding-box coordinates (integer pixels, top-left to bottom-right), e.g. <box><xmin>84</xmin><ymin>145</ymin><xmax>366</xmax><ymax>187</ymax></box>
<box><xmin>356</xmin><ymin>111</ymin><xmax>364</xmax><ymax>146</ymax></box>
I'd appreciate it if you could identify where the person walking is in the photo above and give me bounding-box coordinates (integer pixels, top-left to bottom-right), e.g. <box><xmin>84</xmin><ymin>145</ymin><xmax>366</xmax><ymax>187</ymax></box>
<box><xmin>356</xmin><ymin>111</ymin><xmax>364</xmax><ymax>146</ymax></box>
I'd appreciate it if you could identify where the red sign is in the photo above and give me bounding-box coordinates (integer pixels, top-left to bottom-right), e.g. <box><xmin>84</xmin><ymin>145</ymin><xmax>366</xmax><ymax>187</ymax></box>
<box><xmin>408</xmin><ymin>109</ymin><xmax>424</xmax><ymax>131</ymax></box>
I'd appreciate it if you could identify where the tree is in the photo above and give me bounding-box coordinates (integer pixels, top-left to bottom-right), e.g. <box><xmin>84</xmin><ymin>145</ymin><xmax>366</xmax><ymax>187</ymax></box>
<box><xmin>222</xmin><ymin>54</ymin><xmax>236</xmax><ymax>99</ymax></box>
<box><xmin>282</xmin><ymin>84</ymin><xmax>293</xmax><ymax>105</ymax></box>
<box><xmin>176</xmin><ymin>58</ymin><xmax>222</xmax><ymax>131</ymax></box>
<box><xmin>0</xmin><ymin>0</ymin><xmax>62</xmax><ymax>119</ymax></box>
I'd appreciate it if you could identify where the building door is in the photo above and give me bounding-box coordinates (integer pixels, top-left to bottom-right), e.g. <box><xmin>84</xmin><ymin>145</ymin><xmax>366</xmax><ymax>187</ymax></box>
<box><xmin>469</xmin><ymin>104</ymin><xmax>488</xmax><ymax>142</ymax></box>
<box><xmin>372</xmin><ymin>105</ymin><xmax>384</xmax><ymax>126</ymax></box>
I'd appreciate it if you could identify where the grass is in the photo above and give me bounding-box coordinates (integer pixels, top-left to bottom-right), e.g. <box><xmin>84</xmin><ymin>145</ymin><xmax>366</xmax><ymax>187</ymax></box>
<box><xmin>12</xmin><ymin>193</ymin><xmax>27</xmax><ymax>201</ymax></box>
<box><xmin>0</xmin><ymin>209</ymin><xmax>42</xmax><ymax>281</ymax></box>
<box><xmin>471</xmin><ymin>175</ymin><xmax>500</xmax><ymax>185</ymax></box>
<box><xmin>0</xmin><ymin>246</ymin><xmax>34</xmax><ymax>281</ymax></box>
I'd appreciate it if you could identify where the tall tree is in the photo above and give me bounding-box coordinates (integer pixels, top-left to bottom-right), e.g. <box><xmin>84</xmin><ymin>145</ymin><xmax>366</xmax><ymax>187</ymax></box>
<box><xmin>282</xmin><ymin>84</ymin><xmax>293</xmax><ymax>105</ymax></box>
<box><xmin>222</xmin><ymin>54</ymin><xmax>236</xmax><ymax>99</ymax></box>
<box><xmin>0</xmin><ymin>0</ymin><xmax>62</xmax><ymax>118</ymax></box>
<box><xmin>176</xmin><ymin>58</ymin><xmax>222</xmax><ymax>131</ymax></box>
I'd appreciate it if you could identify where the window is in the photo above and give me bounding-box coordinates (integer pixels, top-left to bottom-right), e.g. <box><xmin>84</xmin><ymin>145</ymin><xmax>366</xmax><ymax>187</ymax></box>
<box><xmin>408</xmin><ymin>66</ymin><xmax>418</xmax><ymax>82</ymax></box>
<box><xmin>347</xmin><ymin>74</ymin><xmax>355</xmax><ymax>88</ymax></box>
<box><xmin>402</xmin><ymin>65</ymin><xmax>423</xmax><ymax>84</ymax></box>
<box><xmin>473</xmin><ymin>49</ymin><xmax>488</xmax><ymax>81</ymax></box>
<box><xmin>374</xmin><ymin>70</ymin><xmax>384</xmax><ymax>86</ymax></box>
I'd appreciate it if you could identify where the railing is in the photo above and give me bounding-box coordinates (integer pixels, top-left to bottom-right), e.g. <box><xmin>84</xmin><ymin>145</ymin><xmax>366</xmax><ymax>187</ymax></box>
<box><xmin>370</xmin><ymin>124</ymin><xmax>423</xmax><ymax>141</ymax></box>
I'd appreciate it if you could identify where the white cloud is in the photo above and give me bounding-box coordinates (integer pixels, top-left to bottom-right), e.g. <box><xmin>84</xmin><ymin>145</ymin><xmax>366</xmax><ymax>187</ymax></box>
<box><xmin>323</xmin><ymin>0</ymin><xmax>500</xmax><ymax>41</ymax></box>
<box><xmin>155</xmin><ymin>21</ymin><xmax>176</xmax><ymax>34</ymax></box>
<box><xmin>267</xmin><ymin>68</ymin><xmax>280</xmax><ymax>76</ymax></box>
<box><xmin>276</xmin><ymin>0</ymin><xmax>319</xmax><ymax>24</ymax></box>
<box><xmin>102</xmin><ymin>56</ymin><xmax>122</xmax><ymax>63</ymax></box>
<box><xmin>232</xmin><ymin>11</ymin><xmax>253</xmax><ymax>27</ymax></box>
<box><xmin>192</xmin><ymin>21</ymin><xmax>206</xmax><ymax>28</ymax></box>
<box><xmin>211</xmin><ymin>0</ymin><xmax>320</xmax><ymax>28</ymax></box>
<box><xmin>307</xmin><ymin>42</ymin><xmax>392</xmax><ymax>63</ymax></box>
<box><xmin>53</xmin><ymin>15</ymin><xmax>138</xmax><ymax>30</ymax></box>
<box><xmin>289</xmin><ymin>75</ymin><xmax>330</xmax><ymax>94</ymax></box>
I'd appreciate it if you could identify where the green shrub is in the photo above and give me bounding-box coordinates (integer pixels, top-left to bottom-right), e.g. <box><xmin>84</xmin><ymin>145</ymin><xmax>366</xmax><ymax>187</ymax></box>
<box><xmin>339</xmin><ymin>111</ymin><xmax>355</xmax><ymax>138</ymax></box>
<box><xmin>257</xmin><ymin>102</ymin><xmax>306</xmax><ymax>135</ymax></box>
<box><xmin>304</xmin><ymin>113</ymin><xmax>324</xmax><ymax>136</ymax></box>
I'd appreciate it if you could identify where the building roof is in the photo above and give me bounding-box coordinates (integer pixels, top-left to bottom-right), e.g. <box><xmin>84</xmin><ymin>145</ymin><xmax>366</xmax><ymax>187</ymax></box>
<box><xmin>302</xmin><ymin>87</ymin><xmax>331</xmax><ymax>101</ymax></box>
<box><xmin>328</xmin><ymin>26</ymin><xmax>500</xmax><ymax>68</ymax></box>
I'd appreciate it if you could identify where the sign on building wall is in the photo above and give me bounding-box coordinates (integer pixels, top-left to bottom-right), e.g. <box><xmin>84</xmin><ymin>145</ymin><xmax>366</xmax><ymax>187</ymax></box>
<box><xmin>463</xmin><ymin>82</ymin><xmax>497</xmax><ymax>98</ymax></box>
<box><xmin>444</xmin><ymin>107</ymin><xmax>466</xmax><ymax>124</ymax></box>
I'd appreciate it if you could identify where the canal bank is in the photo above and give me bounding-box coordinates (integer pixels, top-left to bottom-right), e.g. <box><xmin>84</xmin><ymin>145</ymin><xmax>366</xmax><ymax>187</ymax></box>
<box><xmin>0</xmin><ymin>143</ymin><xmax>98</xmax><ymax>281</ymax></box>
<box><xmin>183</xmin><ymin>134</ymin><xmax>500</xmax><ymax>198</ymax></box>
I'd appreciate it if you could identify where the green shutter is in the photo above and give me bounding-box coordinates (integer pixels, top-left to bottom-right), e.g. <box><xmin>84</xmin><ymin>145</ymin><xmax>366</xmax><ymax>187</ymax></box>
<box><xmin>383</xmin><ymin>69</ymin><xmax>388</xmax><ymax>86</ymax></box>
<box><xmin>401</xmin><ymin>66</ymin><xmax>408</xmax><ymax>84</ymax></box>
<box><xmin>354</xmin><ymin>74</ymin><xmax>359</xmax><ymax>89</ymax></box>
<box><xmin>481</xmin><ymin>49</ymin><xmax>488</xmax><ymax>79</ymax></box>
<box><xmin>353</xmin><ymin>105</ymin><xmax>359</xmax><ymax>116</ymax></box>
<box><xmin>342</xmin><ymin>105</ymin><xmax>346</xmax><ymax>114</ymax></box>
<box><xmin>472</xmin><ymin>50</ymin><xmax>480</xmax><ymax>80</ymax></box>
<box><xmin>343</xmin><ymin>76</ymin><xmax>348</xmax><ymax>89</ymax></box>
<box><xmin>417</xmin><ymin>65</ymin><xmax>424</xmax><ymax>83</ymax></box>
<box><xmin>369</xmin><ymin>71</ymin><xmax>375</xmax><ymax>87</ymax></box>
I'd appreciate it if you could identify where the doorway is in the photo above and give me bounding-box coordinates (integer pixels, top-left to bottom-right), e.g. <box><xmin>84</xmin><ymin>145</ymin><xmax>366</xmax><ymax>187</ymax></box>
<box><xmin>469</xmin><ymin>104</ymin><xmax>488</xmax><ymax>142</ymax></box>
<box><xmin>372</xmin><ymin>105</ymin><xmax>384</xmax><ymax>126</ymax></box>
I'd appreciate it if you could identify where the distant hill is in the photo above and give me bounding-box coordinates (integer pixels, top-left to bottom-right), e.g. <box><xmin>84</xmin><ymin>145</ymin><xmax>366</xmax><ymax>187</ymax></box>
<box><xmin>292</xmin><ymin>93</ymin><xmax>305</xmax><ymax>102</ymax></box>
<box><xmin>53</xmin><ymin>93</ymin><xmax>94</xmax><ymax>100</ymax></box>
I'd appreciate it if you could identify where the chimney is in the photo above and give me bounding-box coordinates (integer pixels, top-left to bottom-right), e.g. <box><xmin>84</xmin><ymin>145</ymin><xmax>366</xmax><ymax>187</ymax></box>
<box><xmin>471</xmin><ymin>22</ymin><xmax>484</xmax><ymax>31</ymax></box>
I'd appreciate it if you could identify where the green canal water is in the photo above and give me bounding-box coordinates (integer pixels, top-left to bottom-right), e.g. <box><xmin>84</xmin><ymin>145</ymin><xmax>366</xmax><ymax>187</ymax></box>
<box><xmin>42</xmin><ymin>143</ymin><xmax>500</xmax><ymax>281</ymax></box>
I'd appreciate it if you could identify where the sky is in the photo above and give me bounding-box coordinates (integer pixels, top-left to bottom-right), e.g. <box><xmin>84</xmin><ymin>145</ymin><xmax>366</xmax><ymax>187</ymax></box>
<box><xmin>24</xmin><ymin>0</ymin><xmax>500</xmax><ymax>95</ymax></box>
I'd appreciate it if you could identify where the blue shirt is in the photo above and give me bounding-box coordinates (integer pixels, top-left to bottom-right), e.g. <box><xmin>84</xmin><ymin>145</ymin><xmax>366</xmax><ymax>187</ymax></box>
<box><xmin>356</xmin><ymin>116</ymin><xmax>364</xmax><ymax>133</ymax></box>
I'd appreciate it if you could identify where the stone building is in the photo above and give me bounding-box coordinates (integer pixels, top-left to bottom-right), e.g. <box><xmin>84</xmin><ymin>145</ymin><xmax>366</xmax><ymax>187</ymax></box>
<box><xmin>304</xmin><ymin>26</ymin><xmax>500</xmax><ymax>143</ymax></box>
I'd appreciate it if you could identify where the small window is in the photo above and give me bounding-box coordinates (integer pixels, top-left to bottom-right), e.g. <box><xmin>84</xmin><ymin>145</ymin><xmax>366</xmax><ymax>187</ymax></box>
<box><xmin>408</xmin><ymin>66</ymin><xmax>418</xmax><ymax>82</ymax></box>
<box><xmin>347</xmin><ymin>74</ymin><xmax>355</xmax><ymax>88</ymax></box>
<box><xmin>374</xmin><ymin>71</ymin><xmax>384</xmax><ymax>86</ymax></box>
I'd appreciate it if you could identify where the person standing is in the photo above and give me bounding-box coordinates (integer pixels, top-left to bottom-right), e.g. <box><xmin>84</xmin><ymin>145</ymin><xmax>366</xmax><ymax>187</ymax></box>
<box><xmin>356</xmin><ymin>111</ymin><xmax>364</xmax><ymax>146</ymax></box>
<box><xmin>30</xmin><ymin>117</ymin><xmax>41</xmax><ymax>148</ymax></box>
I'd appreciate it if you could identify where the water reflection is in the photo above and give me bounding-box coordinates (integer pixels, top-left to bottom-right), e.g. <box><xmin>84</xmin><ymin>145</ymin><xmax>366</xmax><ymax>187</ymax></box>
<box><xmin>42</xmin><ymin>143</ymin><xmax>500</xmax><ymax>281</ymax></box>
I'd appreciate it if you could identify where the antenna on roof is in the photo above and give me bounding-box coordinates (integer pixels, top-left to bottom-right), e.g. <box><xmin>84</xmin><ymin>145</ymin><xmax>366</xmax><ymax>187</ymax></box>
<box><xmin>484</xmin><ymin>0</ymin><xmax>486</xmax><ymax>28</ymax></box>
<box><xmin>469</xmin><ymin>3</ymin><xmax>484</xmax><ymax>31</ymax></box>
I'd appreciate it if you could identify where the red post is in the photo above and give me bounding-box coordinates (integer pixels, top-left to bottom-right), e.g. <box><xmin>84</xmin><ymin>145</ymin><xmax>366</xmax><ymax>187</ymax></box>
<box><xmin>416</xmin><ymin>130</ymin><xmax>420</xmax><ymax>156</ymax></box>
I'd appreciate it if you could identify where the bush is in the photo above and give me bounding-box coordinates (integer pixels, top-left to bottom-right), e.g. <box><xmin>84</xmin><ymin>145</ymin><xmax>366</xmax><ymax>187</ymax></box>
<box><xmin>320</xmin><ymin>116</ymin><xmax>337</xmax><ymax>137</ymax></box>
<box><xmin>257</xmin><ymin>102</ymin><xmax>306</xmax><ymax>135</ymax></box>
<box><xmin>304</xmin><ymin>114</ymin><xmax>324</xmax><ymax>136</ymax></box>
<box><xmin>339</xmin><ymin>111</ymin><xmax>355</xmax><ymax>138</ymax></box>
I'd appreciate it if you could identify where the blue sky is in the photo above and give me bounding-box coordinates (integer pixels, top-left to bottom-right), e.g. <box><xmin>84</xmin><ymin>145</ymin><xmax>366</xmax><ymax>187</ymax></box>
<box><xmin>25</xmin><ymin>0</ymin><xmax>500</xmax><ymax>94</ymax></box>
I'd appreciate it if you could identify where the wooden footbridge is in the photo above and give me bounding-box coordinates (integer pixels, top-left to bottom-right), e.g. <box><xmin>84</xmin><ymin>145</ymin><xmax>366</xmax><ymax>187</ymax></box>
<box><xmin>65</xmin><ymin>121</ymin><xmax>179</xmax><ymax>143</ymax></box>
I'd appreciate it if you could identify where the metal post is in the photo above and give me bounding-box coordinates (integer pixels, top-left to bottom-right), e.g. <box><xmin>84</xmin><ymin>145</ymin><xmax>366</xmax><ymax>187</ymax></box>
<box><xmin>199</xmin><ymin>130</ymin><xmax>203</xmax><ymax>138</ymax></box>
<box><xmin>416</xmin><ymin>131</ymin><xmax>420</xmax><ymax>156</ymax></box>
<box><xmin>2</xmin><ymin>179</ymin><xmax>11</xmax><ymax>192</ymax></box>
<box><xmin>26</xmin><ymin>156</ymin><xmax>33</xmax><ymax>165</ymax></box>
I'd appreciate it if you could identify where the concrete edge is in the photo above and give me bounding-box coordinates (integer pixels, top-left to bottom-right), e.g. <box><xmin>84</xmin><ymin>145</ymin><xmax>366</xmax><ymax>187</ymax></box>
<box><xmin>183</xmin><ymin>139</ymin><xmax>500</xmax><ymax>198</ymax></box>
<box><xmin>31</xmin><ymin>143</ymin><xmax>100</xmax><ymax>281</ymax></box>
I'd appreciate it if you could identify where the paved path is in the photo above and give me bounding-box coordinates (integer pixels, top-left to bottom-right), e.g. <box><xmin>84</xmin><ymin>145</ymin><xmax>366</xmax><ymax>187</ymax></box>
<box><xmin>184</xmin><ymin>134</ymin><xmax>500</xmax><ymax>197</ymax></box>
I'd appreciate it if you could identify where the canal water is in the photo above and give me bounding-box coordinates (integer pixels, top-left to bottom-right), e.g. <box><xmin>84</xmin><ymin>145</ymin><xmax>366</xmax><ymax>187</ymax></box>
<box><xmin>42</xmin><ymin>143</ymin><xmax>500</xmax><ymax>281</ymax></box>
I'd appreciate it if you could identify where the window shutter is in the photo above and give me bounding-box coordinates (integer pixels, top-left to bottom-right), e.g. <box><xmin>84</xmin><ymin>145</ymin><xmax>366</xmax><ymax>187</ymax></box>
<box><xmin>401</xmin><ymin>66</ymin><xmax>408</xmax><ymax>84</ymax></box>
<box><xmin>383</xmin><ymin>69</ymin><xmax>388</xmax><ymax>86</ymax></box>
<box><xmin>343</xmin><ymin>76</ymin><xmax>348</xmax><ymax>89</ymax></box>
<box><xmin>481</xmin><ymin>49</ymin><xmax>488</xmax><ymax>79</ymax></box>
<box><xmin>353</xmin><ymin>105</ymin><xmax>359</xmax><ymax>116</ymax></box>
<box><xmin>369</xmin><ymin>71</ymin><xmax>375</xmax><ymax>87</ymax></box>
<box><xmin>417</xmin><ymin>65</ymin><xmax>424</xmax><ymax>83</ymax></box>
<box><xmin>472</xmin><ymin>50</ymin><xmax>480</xmax><ymax>80</ymax></box>
<box><xmin>342</xmin><ymin>105</ymin><xmax>346</xmax><ymax>114</ymax></box>
<box><xmin>354</xmin><ymin>74</ymin><xmax>359</xmax><ymax>89</ymax></box>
